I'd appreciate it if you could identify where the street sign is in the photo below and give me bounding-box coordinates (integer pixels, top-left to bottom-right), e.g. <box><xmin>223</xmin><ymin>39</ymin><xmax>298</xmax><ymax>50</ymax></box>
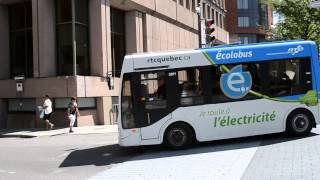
<box><xmin>309</xmin><ymin>0</ymin><xmax>320</xmax><ymax>8</ymax></box>
<box><xmin>200</xmin><ymin>19</ymin><xmax>206</xmax><ymax>46</ymax></box>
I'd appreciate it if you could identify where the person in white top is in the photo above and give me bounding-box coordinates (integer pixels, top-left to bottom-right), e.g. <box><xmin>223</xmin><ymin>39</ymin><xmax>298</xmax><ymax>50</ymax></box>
<box><xmin>43</xmin><ymin>95</ymin><xmax>54</xmax><ymax>130</ymax></box>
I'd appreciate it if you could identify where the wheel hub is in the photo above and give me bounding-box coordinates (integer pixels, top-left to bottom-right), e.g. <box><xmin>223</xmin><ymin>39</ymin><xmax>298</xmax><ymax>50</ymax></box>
<box><xmin>292</xmin><ymin>114</ymin><xmax>309</xmax><ymax>133</ymax></box>
<box><xmin>169</xmin><ymin>128</ymin><xmax>186</xmax><ymax>146</ymax></box>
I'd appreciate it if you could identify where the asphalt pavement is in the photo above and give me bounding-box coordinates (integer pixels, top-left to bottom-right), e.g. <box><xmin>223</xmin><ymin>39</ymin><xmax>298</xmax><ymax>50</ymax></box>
<box><xmin>1</xmin><ymin>126</ymin><xmax>320</xmax><ymax>180</ymax></box>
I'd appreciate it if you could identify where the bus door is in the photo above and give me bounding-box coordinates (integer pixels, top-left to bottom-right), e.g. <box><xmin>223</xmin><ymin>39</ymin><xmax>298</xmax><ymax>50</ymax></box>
<box><xmin>137</xmin><ymin>70</ymin><xmax>179</xmax><ymax>140</ymax></box>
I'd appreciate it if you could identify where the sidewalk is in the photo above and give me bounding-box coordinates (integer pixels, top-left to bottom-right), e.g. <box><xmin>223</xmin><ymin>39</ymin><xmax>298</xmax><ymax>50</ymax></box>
<box><xmin>0</xmin><ymin>125</ymin><xmax>118</xmax><ymax>138</ymax></box>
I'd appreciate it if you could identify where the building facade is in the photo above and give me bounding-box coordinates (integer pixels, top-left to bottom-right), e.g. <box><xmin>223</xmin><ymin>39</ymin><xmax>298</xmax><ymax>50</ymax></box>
<box><xmin>0</xmin><ymin>0</ymin><xmax>228</xmax><ymax>129</ymax></box>
<box><xmin>226</xmin><ymin>0</ymin><xmax>272</xmax><ymax>44</ymax></box>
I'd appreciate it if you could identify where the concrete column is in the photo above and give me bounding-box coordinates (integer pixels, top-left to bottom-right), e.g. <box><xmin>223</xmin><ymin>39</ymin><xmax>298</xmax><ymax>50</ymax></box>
<box><xmin>32</xmin><ymin>0</ymin><xmax>56</xmax><ymax>78</ymax></box>
<box><xmin>143</xmin><ymin>14</ymin><xmax>153</xmax><ymax>52</ymax></box>
<box><xmin>125</xmin><ymin>11</ymin><xmax>144</xmax><ymax>54</ymax></box>
<box><xmin>0</xmin><ymin>99</ymin><xmax>7</xmax><ymax>129</ymax></box>
<box><xmin>0</xmin><ymin>5</ymin><xmax>10</xmax><ymax>79</ymax></box>
<box><xmin>96</xmin><ymin>96</ymin><xmax>113</xmax><ymax>125</ymax></box>
<box><xmin>35</xmin><ymin>98</ymin><xmax>43</xmax><ymax>128</ymax></box>
<box><xmin>89</xmin><ymin>0</ymin><xmax>111</xmax><ymax>76</ymax></box>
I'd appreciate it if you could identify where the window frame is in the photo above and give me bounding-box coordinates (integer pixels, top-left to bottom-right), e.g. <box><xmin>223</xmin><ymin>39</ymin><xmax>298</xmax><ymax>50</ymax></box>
<box><xmin>237</xmin><ymin>0</ymin><xmax>249</xmax><ymax>9</ymax></box>
<box><xmin>186</xmin><ymin>0</ymin><xmax>190</xmax><ymax>9</ymax></box>
<box><xmin>238</xmin><ymin>16</ymin><xmax>250</xmax><ymax>27</ymax></box>
<box><xmin>110</xmin><ymin>7</ymin><xmax>126</xmax><ymax>77</ymax></box>
<box><xmin>55</xmin><ymin>0</ymin><xmax>90</xmax><ymax>76</ymax></box>
<box><xmin>179</xmin><ymin>0</ymin><xmax>184</xmax><ymax>6</ymax></box>
<box><xmin>9</xmin><ymin>2</ymin><xmax>33</xmax><ymax>78</ymax></box>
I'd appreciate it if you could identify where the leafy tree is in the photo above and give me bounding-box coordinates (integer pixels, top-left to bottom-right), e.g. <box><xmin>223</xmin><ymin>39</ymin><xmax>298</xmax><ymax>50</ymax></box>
<box><xmin>270</xmin><ymin>0</ymin><xmax>320</xmax><ymax>45</ymax></box>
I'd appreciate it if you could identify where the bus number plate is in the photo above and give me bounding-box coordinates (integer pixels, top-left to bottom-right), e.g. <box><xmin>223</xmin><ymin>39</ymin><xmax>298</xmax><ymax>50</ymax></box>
<box><xmin>168</xmin><ymin>72</ymin><xmax>176</xmax><ymax>77</ymax></box>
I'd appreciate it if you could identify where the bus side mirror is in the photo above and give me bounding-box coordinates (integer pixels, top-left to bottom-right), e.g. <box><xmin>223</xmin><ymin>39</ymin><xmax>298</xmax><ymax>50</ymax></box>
<box><xmin>107</xmin><ymin>72</ymin><xmax>114</xmax><ymax>90</ymax></box>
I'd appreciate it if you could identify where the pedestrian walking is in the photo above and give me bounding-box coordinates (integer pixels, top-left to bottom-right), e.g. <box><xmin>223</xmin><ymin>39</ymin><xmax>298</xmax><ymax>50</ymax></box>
<box><xmin>67</xmin><ymin>97</ymin><xmax>80</xmax><ymax>133</ymax></box>
<box><xmin>43</xmin><ymin>95</ymin><xmax>54</xmax><ymax>130</ymax></box>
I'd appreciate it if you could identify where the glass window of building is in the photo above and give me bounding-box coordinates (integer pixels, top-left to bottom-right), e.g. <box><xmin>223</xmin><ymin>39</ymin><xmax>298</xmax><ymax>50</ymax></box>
<box><xmin>215</xmin><ymin>11</ymin><xmax>219</xmax><ymax>27</ymax></box>
<box><xmin>239</xmin><ymin>34</ymin><xmax>257</xmax><ymax>43</ymax></box>
<box><xmin>8</xmin><ymin>99</ymin><xmax>36</xmax><ymax>112</ymax></box>
<box><xmin>237</xmin><ymin>0</ymin><xmax>249</xmax><ymax>9</ymax></box>
<box><xmin>240</xmin><ymin>36</ymin><xmax>249</xmax><ymax>44</ymax></box>
<box><xmin>192</xmin><ymin>0</ymin><xmax>195</xmax><ymax>12</ymax></box>
<box><xmin>238</xmin><ymin>16</ymin><xmax>250</xmax><ymax>27</ymax></box>
<box><xmin>259</xmin><ymin>3</ymin><xmax>268</xmax><ymax>28</ymax></box>
<box><xmin>56</xmin><ymin>0</ymin><xmax>89</xmax><ymax>76</ymax></box>
<box><xmin>9</xmin><ymin>2</ymin><xmax>33</xmax><ymax>78</ymax></box>
<box><xmin>179</xmin><ymin>0</ymin><xmax>184</xmax><ymax>6</ymax></box>
<box><xmin>111</xmin><ymin>8</ymin><xmax>125</xmax><ymax>77</ymax></box>
<box><xmin>202</xmin><ymin>3</ymin><xmax>206</xmax><ymax>19</ymax></box>
<box><xmin>55</xmin><ymin>97</ymin><xmax>96</xmax><ymax>109</ymax></box>
<box><xmin>212</xmin><ymin>9</ymin><xmax>215</xmax><ymax>24</ymax></box>
<box><xmin>186</xmin><ymin>0</ymin><xmax>190</xmax><ymax>9</ymax></box>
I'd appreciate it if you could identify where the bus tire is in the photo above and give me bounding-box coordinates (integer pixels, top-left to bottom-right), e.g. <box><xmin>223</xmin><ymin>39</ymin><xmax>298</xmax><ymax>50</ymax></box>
<box><xmin>286</xmin><ymin>109</ymin><xmax>313</xmax><ymax>136</ymax></box>
<box><xmin>164</xmin><ymin>123</ymin><xmax>195</xmax><ymax>150</ymax></box>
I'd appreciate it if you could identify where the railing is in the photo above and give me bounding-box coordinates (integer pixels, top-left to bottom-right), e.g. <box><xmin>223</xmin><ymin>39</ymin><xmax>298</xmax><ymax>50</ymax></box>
<box><xmin>109</xmin><ymin>104</ymin><xmax>119</xmax><ymax>124</ymax></box>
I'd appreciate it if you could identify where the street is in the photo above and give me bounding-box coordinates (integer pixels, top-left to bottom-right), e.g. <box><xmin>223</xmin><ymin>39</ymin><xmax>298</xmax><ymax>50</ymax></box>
<box><xmin>1</xmin><ymin>127</ymin><xmax>320</xmax><ymax>180</ymax></box>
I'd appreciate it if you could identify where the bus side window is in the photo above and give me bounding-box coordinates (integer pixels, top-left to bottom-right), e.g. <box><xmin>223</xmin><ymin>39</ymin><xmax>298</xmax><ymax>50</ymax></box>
<box><xmin>242</xmin><ymin>63</ymin><xmax>261</xmax><ymax>100</ymax></box>
<box><xmin>208</xmin><ymin>66</ymin><xmax>226</xmax><ymax>103</ymax></box>
<box><xmin>208</xmin><ymin>63</ymin><xmax>262</xmax><ymax>103</ymax></box>
<box><xmin>140</xmin><ymin>72</ymin><xmax>167</xmax><ymax>110</ymax></box>
<box><xmin>178</xmin><ymin>68</ymin><xmax>204</xmax><ymax>106</ymax></box>
<box><xmin>263</xmin><ymin>58</ymin><xmax>312</xmax><ymax>97</ymax></box>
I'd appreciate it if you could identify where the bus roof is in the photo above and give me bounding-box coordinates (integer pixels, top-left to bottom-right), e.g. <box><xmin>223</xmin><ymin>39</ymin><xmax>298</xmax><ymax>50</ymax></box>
<box><xmin>122</xmin><ymin>40</ymin><xmax>318</xmax><ymax>73</ymax></box>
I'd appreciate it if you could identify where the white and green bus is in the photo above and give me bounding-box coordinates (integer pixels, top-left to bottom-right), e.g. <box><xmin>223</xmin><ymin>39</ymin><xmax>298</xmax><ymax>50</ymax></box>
<box><xmin>118</xmin><ymin>40</ymin><xmax>320</xmax><ymax>149</ymax></box>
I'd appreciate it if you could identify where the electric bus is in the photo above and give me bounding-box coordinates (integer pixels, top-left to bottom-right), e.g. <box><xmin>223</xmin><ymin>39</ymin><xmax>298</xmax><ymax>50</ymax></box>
<box><xmin>118</xmin><ymin>40</ymin><xmax>320</xmax><ymax>149</ymax></box>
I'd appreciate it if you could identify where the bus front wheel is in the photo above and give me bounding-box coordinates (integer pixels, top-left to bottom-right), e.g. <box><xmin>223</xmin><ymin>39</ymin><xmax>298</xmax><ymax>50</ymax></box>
<box><xmin>286</xmin><ymin>109</ymin><xmax>313</xmax><ymax>136</ymax></box>
<box><xmin>164</xmin><ymin>123</ymin><xmax>195</xmax><ymax>150</ymax></box>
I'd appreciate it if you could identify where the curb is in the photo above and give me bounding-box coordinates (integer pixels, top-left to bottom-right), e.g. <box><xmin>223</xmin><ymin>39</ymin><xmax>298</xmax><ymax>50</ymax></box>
<box><xmin>0</xmin><ymin>125</ymin><xmax>118</xmax><ymax>138</ymax></box>
<box><xmin>0</xmin><ymin>130</ymin><xmax>118</xmax><ymax>138</ymax></box>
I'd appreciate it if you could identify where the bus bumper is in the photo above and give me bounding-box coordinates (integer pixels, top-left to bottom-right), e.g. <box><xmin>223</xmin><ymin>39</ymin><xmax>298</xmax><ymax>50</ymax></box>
<box><xmin>118</xmin><ymin>128</ymin><xmax>141</xmax><ymax>147</ymax></box>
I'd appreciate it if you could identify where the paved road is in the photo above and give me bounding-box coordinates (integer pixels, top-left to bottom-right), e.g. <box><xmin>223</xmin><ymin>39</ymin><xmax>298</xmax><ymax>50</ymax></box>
<box><xmin>1</xmin><ymin>127</ymin><xmax>320</xmax><ymax>180</ymax></box>
<box><xmin>0</xmin><ymin>133</ymin><xmax>121</xmax><ymax>180</ymax></box>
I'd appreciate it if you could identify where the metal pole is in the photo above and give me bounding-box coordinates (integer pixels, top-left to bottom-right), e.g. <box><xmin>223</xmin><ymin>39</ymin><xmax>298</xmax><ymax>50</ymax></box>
<box><xmin>196</xmin><ymin>4</ymin><xmax>202</xmax><ymax>48</ymax></box>
<box><xmin>71</xmin><ymin>0</ymin><xmax>77</xmax><ymax>76</ymax></box>
<box><xmin>198</xmin><ymin>13</ymin><xmax>201</xmax><ymax>48</ymax></box>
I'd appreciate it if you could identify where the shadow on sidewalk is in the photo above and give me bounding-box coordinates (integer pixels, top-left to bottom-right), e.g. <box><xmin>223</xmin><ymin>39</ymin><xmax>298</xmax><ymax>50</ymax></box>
<box><xmin>0</xmin><ymin>127</ymin><xmax>66</xmax><ymax>138</ymax></box>
<box><xmin>59</xmin><ymin>132</ymin><xmax>319</xmax><ymax>168</ymax></box>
